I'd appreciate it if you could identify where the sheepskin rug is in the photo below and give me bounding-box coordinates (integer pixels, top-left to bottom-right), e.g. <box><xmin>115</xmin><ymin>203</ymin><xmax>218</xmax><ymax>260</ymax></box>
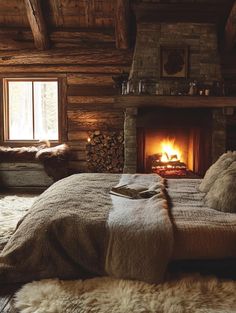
<box><xmin>0</xmin><ymin>193</ymin><xmax>37</xmax><ymax>251</ymax></box>
<box><xmin>14</xmin><ymin>274</ymin><xmax>236</xmax><ymax>313</ymax></box>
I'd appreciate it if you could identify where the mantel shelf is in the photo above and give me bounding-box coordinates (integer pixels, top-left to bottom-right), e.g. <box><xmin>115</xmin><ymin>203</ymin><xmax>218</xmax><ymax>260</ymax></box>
<box><xmin>115</xmin><ymin>95</ymin><xmax>236</xmax><ymax>108</ymax></box>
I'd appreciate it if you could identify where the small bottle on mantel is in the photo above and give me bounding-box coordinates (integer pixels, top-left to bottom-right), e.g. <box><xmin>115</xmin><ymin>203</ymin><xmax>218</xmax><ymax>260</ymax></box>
<box><xmin>155</xmin><ymin>83</ymin><xmax>162</xmax><ymax>95</ymax></box>
<box><xmin>122</xmin><ymin>81</ymin><xmax>128</xmax><ymax>95</ymax></box>
<box><xmin>138</xmin><ymin>80</ymin><xmax>143</xmax><ymax>94</ymax></box>
<box><xmin>188</xmin><ymin>81</ymin><xmax>197</xmax><ymax>96</ymax></box>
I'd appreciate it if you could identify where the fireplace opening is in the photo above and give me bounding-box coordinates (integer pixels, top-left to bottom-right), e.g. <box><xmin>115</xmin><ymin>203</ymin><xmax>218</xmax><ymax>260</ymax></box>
<box><xmin>137</xmin><ymin>108</ymin><xmax>213</xmax><ymax>177</ymax></box>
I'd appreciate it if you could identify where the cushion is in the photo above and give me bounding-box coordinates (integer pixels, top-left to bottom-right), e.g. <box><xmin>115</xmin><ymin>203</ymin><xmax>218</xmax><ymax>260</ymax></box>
<box><xmin>205</xmin><ymin>161</ymin><xmax>236</xmax><ymax>213</ymax></box>
<box><xmin>199</xmin><ymin>151</ymin><xmax>236</xmax><ymax>193</ymax></box>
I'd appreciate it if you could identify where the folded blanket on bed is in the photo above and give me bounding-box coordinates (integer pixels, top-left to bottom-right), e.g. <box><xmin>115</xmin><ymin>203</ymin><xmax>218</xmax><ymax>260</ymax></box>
<box><xmin>106</xmin><ymin>174</ymin><xmax>173</xmax><ymax>283</ymax></box>
<box><xmin>0</xmin><ymin>173</ymin><xmax>173</xmax><ymax>284</ymax></box>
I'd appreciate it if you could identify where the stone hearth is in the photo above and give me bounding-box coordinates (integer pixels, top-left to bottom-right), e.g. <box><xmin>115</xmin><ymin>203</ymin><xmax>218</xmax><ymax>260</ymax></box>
<box><xmin>123</xmin><ymin>104</ymin><xmax>227</xmax><ymax>175</ymax></box>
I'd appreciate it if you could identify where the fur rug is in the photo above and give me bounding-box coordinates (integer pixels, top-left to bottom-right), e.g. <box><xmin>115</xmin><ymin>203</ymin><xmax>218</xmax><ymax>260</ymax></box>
<box><xmin>0</xmin><ymin>194</ymin><xmax>37</xmax><ymax>251</ymax></box>
<box><xmin>14</xmin><ymin>274</ymin><xmax>236</xmax><ymax>313</ymax></box>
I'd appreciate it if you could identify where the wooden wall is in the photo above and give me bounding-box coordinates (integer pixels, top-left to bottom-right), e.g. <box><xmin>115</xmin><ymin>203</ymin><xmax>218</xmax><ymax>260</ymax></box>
<box><xmin>0</xmin><ymin>38</ymin><xmax>132</xmax><ymax>176</ymax></box>
<box><xmin>0</xmin><ymin>0</ymin><xmax>134</xmax><ymax>180</ymax></box>
<box><xmin>66</xmin><ymin>72</ymin><xmax>128</xmax><ymax>173</ymax></box>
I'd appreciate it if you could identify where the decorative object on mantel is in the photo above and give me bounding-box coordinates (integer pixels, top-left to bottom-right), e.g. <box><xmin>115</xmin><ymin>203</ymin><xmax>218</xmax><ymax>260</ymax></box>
<box><xmin>112</xmin><ymin>72</ymin><xmax>129</xmax><ymax>95</ymax></box>
<box><xmin>116</xmin><ymin>77</ymin><xmax>227</xmax><ymax>97</ymax></box>
<box><xmin>160</xmin><ymin>45</ymin><xmax>189</xmax><ymax>79</ymax></box>
<box><xmin>188</xmin><ymin>80</ymin><xmax>198</xmax><ymax>96</ymax></box>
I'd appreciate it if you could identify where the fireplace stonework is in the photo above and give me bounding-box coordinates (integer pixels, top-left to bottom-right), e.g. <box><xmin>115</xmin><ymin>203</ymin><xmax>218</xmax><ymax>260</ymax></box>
<box><xmin>129</xmin><ymin>22</ymin><xmax>221</xmax><ymax>85</ymax></box>
<box><xmin>123</xmin><ymin>108</ymin><xmax>138</xmax><ymax>173</ymax></box>
<box><xmin>122</xmin><ymin>20</ymin><xmax>226</xmax><ymax>175</ymax></box>
<box><xmin>123</xmin><ymin>106</ymin><xmax>227</xmax><ymax>175</ymax></box>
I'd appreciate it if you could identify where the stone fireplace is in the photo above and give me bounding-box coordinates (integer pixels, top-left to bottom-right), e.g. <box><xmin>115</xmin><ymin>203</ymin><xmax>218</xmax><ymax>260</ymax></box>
<box><xmin>120</xmin><ymin>19</ymin><xmax>231</xmax><ymax>176</ymax></box>
<box><xmin>123</xmin><ymin>104</ymin><xmax>227</xmax><ymax>176</ymax></box>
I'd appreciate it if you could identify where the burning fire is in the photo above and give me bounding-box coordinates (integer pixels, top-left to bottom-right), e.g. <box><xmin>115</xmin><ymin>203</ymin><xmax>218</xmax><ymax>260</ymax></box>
<box><xmin>160</xmin><ymin>138</ymin><xmax>182</xmax><ymax>163</ymax></box>
<box><xmin>149</xmin><ymin>137</ymin><xmax>187</xmax><ymax>177</ymax></box>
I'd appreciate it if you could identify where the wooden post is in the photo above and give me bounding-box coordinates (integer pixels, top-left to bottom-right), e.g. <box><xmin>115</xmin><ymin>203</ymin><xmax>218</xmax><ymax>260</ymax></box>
<box><xmin>123</xmin><ymin>107</ymin><xmax>137</xmax><ymax>173</ymax></box>
<box><xmin>24</xmin><ymin>0</ymin><xmax>50</xmax><ymax>50</ymax></box>
<box><xmin>115</xmin><ymin>0</ymin><xmax>130</xmax><ymax>49</ymax></box>
<box><xmin>224</xmin><ymin>2</ymin><xmax>236</xmax><ymax>52</ymax></box>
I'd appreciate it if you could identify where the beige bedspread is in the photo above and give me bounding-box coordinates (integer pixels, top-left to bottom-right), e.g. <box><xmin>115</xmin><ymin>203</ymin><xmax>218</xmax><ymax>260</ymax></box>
<box><xmin>0</xmin><ymin>173</ymin><xmax>172</xmax><ymax>284</ymax></box>
<box><xmin>168</xmin><ymin>179</ymin><xmax>236</xmax><ymax>260</ymax></box>
<box><xmin>0</xmin><ymin>174</ymin><xmax>235</xmax><ymax>285</ymax></box>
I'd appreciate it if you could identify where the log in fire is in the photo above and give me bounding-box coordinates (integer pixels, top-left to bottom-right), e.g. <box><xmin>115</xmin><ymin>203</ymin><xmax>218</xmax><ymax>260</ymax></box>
<box><xmin>148</xmin><ymin>139</ymin><xmax>187</xmax><ymax>177</ymax></box>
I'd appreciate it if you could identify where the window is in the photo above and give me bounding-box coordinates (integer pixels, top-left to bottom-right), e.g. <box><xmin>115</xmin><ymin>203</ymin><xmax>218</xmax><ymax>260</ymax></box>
<box><xmin>3</xmin><ymin>79</ymin><xmax>59</xmax><ymax>141</ymax></box>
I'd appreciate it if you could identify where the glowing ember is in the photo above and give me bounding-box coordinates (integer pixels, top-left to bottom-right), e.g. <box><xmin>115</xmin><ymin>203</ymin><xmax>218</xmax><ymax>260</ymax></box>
<box><xmin>160</xmin><ymin>139</ymin><xmax>182</xmax><ymax>163</ymax></box>
<box><xmin>149</xmin><ymin>138</ymin><xmax>187</xmax><ymax>177</ymax></box>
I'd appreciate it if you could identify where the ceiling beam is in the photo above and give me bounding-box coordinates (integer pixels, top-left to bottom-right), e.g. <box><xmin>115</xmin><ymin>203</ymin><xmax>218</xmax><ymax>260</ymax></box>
<box><xmin>24</xmin><ymin>0</ymin><xmax>50</xmax><ymax>50</ymax></box>
<box><xmin>224</xmin><ymin>1</ymin><xmax>236</xmax><ymax>52</ymax></box>
<box><xmin>115</xmin><ymin>0</ymin><xmax>130</xmax><ymax>49</ymax></box>
<box><xmin>0</xmin><ymin>48</ymin><xmax>132</xmax><ymax>66</ymax></box>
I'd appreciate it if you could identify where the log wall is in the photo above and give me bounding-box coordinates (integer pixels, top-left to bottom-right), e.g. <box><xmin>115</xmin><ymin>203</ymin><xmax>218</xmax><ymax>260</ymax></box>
<box><xmin>66</xmin><ymin>72</ymin><xmax>128</xmax><ymax>173</ymax></box>
<box><xmin>0</xmin><ymin>28</ymin><xmax>132</xmax><ymax>176</ymax></box>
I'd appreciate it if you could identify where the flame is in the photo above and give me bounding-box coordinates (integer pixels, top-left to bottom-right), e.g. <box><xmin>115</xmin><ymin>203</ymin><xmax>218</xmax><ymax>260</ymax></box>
<box><xmin>160</xmin><ymin>138</ymin><xmax>182</xmax><ymax>162</ymax></box>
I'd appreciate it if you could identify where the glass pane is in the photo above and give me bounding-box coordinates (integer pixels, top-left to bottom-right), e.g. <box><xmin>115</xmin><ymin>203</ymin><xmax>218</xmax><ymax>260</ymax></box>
<box><xmin>8</xmin><ymin>82</ymin><xmax>33</xmax><ymax>140</ymax></box>
<box><xmin>34</xmin><ymin>81</ymin><xmax>58</xmax><ymax>140</ymax></box>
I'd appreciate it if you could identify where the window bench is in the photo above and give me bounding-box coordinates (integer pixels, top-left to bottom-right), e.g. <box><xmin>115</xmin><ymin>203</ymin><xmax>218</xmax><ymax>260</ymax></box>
<box><xmin>0</xmin><ymin>144</ymin><xmax>70</xmax><ymax>190</ymax></box>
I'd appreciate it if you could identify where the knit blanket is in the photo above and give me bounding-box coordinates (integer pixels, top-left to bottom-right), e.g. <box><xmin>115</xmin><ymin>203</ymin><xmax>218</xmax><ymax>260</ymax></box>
<box><xmin>167</xmin><ymin>179</ymin><xmax>236</xmax><ymax>260</ymax></box>
<box><xmin>0</xmin><ymin>173</ymin><xmax>173</xmax><ymax>284</ymax></box>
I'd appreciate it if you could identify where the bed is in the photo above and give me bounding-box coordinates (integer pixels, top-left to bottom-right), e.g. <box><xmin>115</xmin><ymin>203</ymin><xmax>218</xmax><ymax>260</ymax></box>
<box><xmin>0</xmin><ymin>173</ymin><xmax>235</xmax><ymax>285</ymax></box>
<box><xmin>167</xmin><ymin>179</ymin><xmax>236</xmax><ymax>260</ymax></box>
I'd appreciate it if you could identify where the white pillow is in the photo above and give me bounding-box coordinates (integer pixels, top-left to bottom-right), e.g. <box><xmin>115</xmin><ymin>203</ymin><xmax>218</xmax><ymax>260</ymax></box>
<box><xmin>205</xmin><ymin>161</ymin><xmax>236</xmax><ymax>213</ymax></box>
<box><xmin>199</xmin><ymin>151</ymin><xmax>236</xmax><ymax>193</ymax></box>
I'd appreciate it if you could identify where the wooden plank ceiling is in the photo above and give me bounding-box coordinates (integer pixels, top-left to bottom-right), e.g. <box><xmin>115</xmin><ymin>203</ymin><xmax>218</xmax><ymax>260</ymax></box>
<box><xmin>0</xmin><ymin>0</ymin><xmax>235</xmax><ymax>52</ymax></box>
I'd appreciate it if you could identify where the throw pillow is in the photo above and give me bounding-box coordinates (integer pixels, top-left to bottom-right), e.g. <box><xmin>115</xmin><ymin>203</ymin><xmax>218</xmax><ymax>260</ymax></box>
<box><xmin>205</xmin><ymin>161</ymin><xmax>236</xmax><ymax>213</ymax></box>
<box><xmin>199</xmin><ymin>151</ymin><xmax>236</xmax><ymax>193</ymax></box>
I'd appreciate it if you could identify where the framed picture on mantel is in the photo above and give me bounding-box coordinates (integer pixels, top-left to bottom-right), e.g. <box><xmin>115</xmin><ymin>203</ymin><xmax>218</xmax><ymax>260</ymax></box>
<box><xmin>160</xmin><ymin>45</ymin><xmax>189</xmax><ymax>79</ymax></box>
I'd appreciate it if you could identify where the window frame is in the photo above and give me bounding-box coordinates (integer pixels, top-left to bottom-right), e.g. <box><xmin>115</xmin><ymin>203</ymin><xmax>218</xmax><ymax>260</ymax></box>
<box><xmin>2</xmin><ymin>77</ymin><xmax>65</xmax><ymax>145</ymax></box>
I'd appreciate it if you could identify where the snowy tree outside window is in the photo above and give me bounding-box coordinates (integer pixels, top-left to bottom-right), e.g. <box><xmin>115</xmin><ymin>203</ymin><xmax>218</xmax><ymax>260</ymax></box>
<box><xmin>5</xmin><ymin>80</ymin><xmax>59</xmax><ymax>141</ymax></box>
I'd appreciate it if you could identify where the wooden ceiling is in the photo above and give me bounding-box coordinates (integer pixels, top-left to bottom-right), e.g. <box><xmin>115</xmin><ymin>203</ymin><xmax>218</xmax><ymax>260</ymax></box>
<box><xmin>0</xmin><ymin>0</ymin><xmax>235</xmax><ymax>51</ymax></box>
<box><xmin>0</xmin><ymin>0</ymin><xmax>115</xmax><ymax>29</ymax></box>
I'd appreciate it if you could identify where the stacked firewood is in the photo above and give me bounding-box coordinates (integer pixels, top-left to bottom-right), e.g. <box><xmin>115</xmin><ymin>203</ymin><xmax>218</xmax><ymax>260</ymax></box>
<box><xmin>86</xmin><ymin>130</ymin><xmax>124</xmax><ymax>173</ymax></box>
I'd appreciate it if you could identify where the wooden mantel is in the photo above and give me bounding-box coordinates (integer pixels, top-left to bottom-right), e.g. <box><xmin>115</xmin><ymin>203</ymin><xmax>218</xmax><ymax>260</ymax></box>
<box><xmin>115</xmin><ymin>95</ymin><xmax>236</xmax><ymax>108</ymax></box>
